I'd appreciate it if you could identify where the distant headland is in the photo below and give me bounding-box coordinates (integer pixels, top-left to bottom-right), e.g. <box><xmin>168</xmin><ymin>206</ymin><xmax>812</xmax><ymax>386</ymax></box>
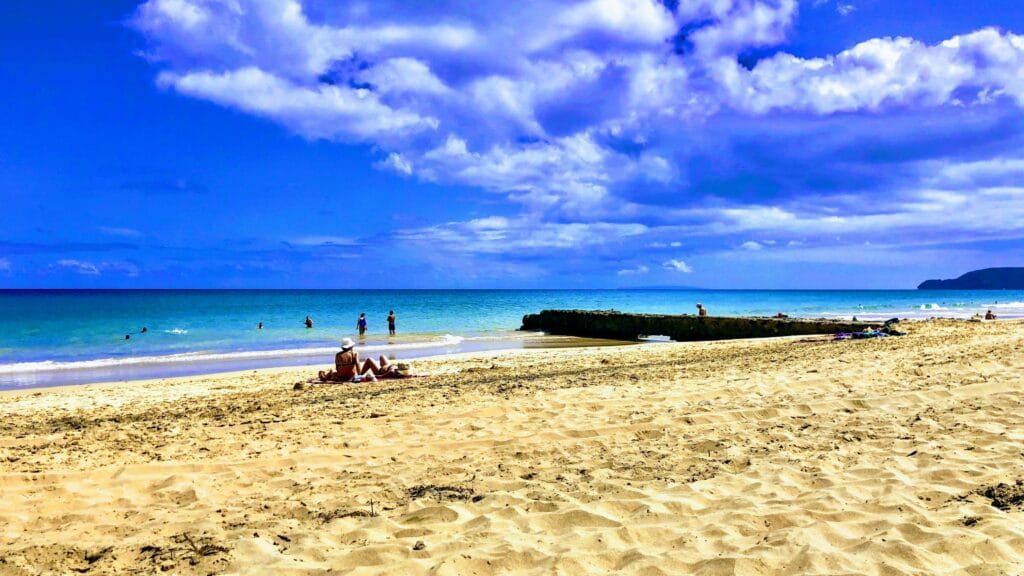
<box><xmin>918</xmin><ymin>267</ymin><xmax>1024</xmax><ymax>290</ymax></box>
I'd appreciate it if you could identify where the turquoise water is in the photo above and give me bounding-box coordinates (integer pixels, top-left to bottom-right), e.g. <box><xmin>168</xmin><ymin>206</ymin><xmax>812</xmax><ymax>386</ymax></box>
<box><xmin>1</xmin><ymin>289</ymin><xmax>1022</xmax><ymax>389</ymax></box>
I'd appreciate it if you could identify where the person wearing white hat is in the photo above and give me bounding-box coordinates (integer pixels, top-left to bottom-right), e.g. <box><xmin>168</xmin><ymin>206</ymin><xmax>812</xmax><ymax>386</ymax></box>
<box><xmin>318</xmin><ymin>337</ymin><xmax>396</xmax><ymax>382</ymax></box>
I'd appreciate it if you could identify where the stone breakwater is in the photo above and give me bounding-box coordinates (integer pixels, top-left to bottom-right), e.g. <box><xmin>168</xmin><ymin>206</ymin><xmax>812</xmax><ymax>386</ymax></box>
<box><xmin>521</xmin><ymin>309</ymin><xmax>874</xmax><ymax>342</ymax></box>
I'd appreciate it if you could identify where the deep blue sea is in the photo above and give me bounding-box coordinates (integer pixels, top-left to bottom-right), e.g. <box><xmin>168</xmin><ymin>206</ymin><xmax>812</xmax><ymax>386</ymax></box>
<box><xmin>2</xmin><ymin>289</ymin><xmax>1022</xmax><ymax>389</ymax></box>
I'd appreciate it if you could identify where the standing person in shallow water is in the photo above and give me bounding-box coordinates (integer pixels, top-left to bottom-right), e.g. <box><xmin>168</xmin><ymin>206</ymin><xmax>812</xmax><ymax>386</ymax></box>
<box><xmin>305</xmin><ymin>315</ymin><xmax>313</xmax><ymax>329</ymax></box>
<box><xmin>696</xmin><ymin>303</ymin><xmax>708</xmax><ymax>317</ymax></box>
<box><xmin>387</xmin><ymin>310</ymin><xmax>396</xmax><ymax>336</ymax></box>
<box><xmin>357</xmin><ymin>312</ymin><xmax>368</xmax><ymax>336</ymax></box>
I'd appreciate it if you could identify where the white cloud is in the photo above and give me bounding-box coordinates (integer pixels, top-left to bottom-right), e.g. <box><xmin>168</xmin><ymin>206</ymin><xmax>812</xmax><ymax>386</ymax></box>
<box><xmin>289</xmin><ymin>235</ymin><xmax>360</xmax><ymax>246</ymax></box>
<box><xmin>398</xmin><ymin>216</ymin><xmax>646</xmax><ymax>253</ymax></box>
<box><xmin>376</xmin><ymin>152</ymin><xmax>413</xmax><ymax>175</ymax></box>
<box><xmin>98</xmin><ymin>226</ymin><xmax>143</xmax><ymax>238</ymax></box>
<box><xmin>133</xmin><ymin>0</ymin><xmax>1024</xmax><ymax>216</ymax></box>
<box><xmin>730</xmin><ymin>28</ymin><xmax>1024</xmax><ymax>114</ymax></box>
<box><xmin>55</xmin><ymin>260</ymin><xmax>140</xmax><ymax>277</ymax></box>
<box><xmin>158</xmin><ymin>67</ymin><xmax>438</xmax><ymax>142</ymax></box>
<box><xmin>741</xmin><ymin>240</ymin><xmax>764</xmax><ymax>250</ymax></box>
<box><xmin>129</xmin><ymin>1</ymin><xmax>1024</xmax><ymax>260</ymax></box>
<box><xmin>56</xmin><ymin>260</ymin><xmax>101</xmax><ymax>275</ymax></box>
<box><xmin>663</xmin><ymin>259</ymin><xmax>693</xmax><ymax>273</ymax></box>
<box><xmin>836</xmin><ymin>3</ymin><xmax>856</xmax><ymax>16</ymax></box>
<box><xmin>617</xmin><ymin>264</ymin><xmax>650</xmax><ymax>276</ymax></box>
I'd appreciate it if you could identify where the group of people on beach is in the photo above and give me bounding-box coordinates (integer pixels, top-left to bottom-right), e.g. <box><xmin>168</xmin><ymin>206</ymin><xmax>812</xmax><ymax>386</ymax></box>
<box><xmin>309</xmin><ymin>310</ymin><xmax>406</xmax><ymax>383</ymax></box>
<box><xmin>301</xmin><ymin>311</ymin><xmax>397</xmax><ymax>336</ymax></box>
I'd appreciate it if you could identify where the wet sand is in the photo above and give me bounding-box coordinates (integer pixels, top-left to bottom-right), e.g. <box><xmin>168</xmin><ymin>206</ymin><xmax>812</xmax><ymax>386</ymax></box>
<box><xmin>2</xmin><ymin>320</ymin><xmax>1024</xmax><ymax>574</ymax></box>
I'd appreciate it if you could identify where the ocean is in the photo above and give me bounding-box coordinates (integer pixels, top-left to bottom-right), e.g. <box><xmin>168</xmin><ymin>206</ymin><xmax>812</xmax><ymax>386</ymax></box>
<box><xmin>2</xmin><ymin>289</ymin><xmax>1022</xmax><ymax>389</ymax></box>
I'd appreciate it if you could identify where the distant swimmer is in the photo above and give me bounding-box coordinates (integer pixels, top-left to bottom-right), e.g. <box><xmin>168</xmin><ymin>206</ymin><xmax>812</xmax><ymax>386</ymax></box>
<box><xmin>986</xmin><ymin>309</ymin><xmax>997</xmax><ymax>320</ymax></box>
<box><xmin>141</xmin><ymin>327</ymin><xmax>148</xmax><ymax>333</ymax></box>
<box><xmin>305</xmin><ymin>315</ymin><xmax>313</xmax><ymax>329</ymax></box>
<box><xmin>258</xmin><ymin>321</ymin><xmax>263</xmax><ymax>330</ymax></box>
<box><xmin>387</xmin><ymin>310</ymin><xmax>396</xmax><ymax>336</ymax></box>
<box><xmin>696</xmin><ymin>303</ymin><xmax>707</xmax><ymax>317</ymax></box>
<box><xmin>125</xmin><ymin>334</ymin><xmax>131</xmax><ymax>340</ymax></box>
<box><xmin>357</xmin><ymin>312</ymin><xmax>368</xmax><ymax>336</ymax></box>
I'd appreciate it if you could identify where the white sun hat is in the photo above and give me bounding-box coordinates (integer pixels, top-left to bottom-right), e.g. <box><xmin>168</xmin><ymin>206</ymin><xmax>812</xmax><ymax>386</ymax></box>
<box><xmin>341</xmin><ymin>337</ymin><xmax>355</xmax><ymax>350</ymax></box>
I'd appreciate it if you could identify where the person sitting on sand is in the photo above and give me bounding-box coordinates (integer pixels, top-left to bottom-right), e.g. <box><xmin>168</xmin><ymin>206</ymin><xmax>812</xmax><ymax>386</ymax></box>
<box><xmin>319</xmin><ymin>338</ymin><xmax>396</xmax><ymax>383</ymax></box>
<box><xmin>696</xmin><ymin>303</ymin><xmax>707</xmax><ymax>317</ymax></box>
<box><xmin>985</xmin><ymin>309</ymin><xmax>997</xmax><ymax>320</ymax></box>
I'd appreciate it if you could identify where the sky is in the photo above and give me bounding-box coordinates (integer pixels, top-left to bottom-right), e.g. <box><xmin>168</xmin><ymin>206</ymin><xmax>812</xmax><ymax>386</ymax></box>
<box><xmin>2</xmin><ymin>0</ymin><xmax>1024</xmax><ymax>289</ymax></box>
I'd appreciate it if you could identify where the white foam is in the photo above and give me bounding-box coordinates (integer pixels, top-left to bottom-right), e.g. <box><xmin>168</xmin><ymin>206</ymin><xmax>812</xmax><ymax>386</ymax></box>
<box><xmin>165</xmin><ymin>328</ymin><xmax>188</xmax><ymax>335</ymax></box>
<box><xmin>0</xmin><ymin>334</ymin><xmax>482</xmax><ymax>375</ymax></box>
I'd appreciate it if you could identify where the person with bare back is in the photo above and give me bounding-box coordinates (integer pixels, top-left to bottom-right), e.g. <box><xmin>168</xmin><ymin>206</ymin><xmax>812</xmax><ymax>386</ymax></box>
<box><xmin>319</xmin><ymin>338</ymin><xmax>396</xmax><ymax>383</ymax></box>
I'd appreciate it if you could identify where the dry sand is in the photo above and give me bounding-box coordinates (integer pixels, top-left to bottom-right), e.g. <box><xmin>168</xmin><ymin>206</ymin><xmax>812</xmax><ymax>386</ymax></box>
<box><xmin>2</xmin><ymin>320</ymin><xmax>1024</xmax><ymax>575</ymax></box>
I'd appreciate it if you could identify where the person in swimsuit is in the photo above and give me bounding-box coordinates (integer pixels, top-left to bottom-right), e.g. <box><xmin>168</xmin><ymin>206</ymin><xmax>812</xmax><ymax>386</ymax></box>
<box><xmin>985</xmin><ymin>309</ymin><xmax>997</xmax><ymax>320</ymax></box>
<box><xmin>305</xmin><ymin>315</ymin><xmax>313</xmax><ymax>329</ymax></box>
<box><xmin>696</xmin><ymin>303</ymin><xmax>707</xmax><ymax>317</ymax></box>
<box><xmin>357</xmin><ymin>312</ymin><xmax>368</xmax><ymax>336</ymax></box>
<box><xmin>319</xmin><ymin>338</ymin><xmax>395</xmax><ymax>382</ymax></box>
<box><xmin>387</xmin><ymin>310</ymin><xmax>396</xmax><ymax>336</ymax></box>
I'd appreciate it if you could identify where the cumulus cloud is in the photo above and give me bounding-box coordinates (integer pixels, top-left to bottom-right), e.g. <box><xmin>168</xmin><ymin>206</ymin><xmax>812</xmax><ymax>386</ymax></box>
<box><xmin>133</xmin><ymin>1</ymin><xmax>1024</xmax><ymax>210</ymax></box>
<box><xmin>663</xmin><ymin>259</ymin><xmax>693</xmax><ymax>273</ymax></box>
<box><xmin>129</xmin><ymin>0</ymin><xmax>1024</xmax><ymax>273</ymax></box>
<box><xmin>729</xmin><ymin>29</ymin><xmax>1024</xmax><ymax>114</ymax></box>
<box><xmin>740</xmin><ymin>240</ymin><xmax>764</xmax><ymax>250</ymax></box>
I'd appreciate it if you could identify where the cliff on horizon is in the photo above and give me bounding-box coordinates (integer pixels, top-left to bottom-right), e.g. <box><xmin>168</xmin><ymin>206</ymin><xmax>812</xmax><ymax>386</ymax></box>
<box><xmin>918</xmin><ymin>267</ymin><xmax>1024</xmax><ymax>290</ymax></box>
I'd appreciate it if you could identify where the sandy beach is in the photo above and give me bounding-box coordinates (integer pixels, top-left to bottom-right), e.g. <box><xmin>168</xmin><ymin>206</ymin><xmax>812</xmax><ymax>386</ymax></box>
<box><xmin>2</xmin><ymin>319</ymin><xmax>1024</xmax><ymax>575</ymax></box>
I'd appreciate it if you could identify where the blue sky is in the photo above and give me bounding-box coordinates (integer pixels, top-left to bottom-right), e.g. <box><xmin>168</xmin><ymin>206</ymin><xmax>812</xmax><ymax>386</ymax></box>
<box><xmin>2</xmin><ymin>0</ymin><xmax>1024</xmax><ymax>288</ymax></box>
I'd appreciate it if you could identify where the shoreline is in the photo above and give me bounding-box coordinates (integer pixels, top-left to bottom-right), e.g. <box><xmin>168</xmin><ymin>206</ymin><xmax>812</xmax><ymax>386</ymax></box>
<box><xmin>0</xmin><ymin>335</ymin><xmax>635</xmax><ymax>395</ymax></box>
<box><xmin>1</xmin><ymin>315</ymin><xmax>1013</xmax><ymax>391</ymax></box>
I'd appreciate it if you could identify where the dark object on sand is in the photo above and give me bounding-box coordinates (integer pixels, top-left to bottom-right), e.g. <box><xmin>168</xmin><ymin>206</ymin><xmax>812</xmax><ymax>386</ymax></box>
<box><xmin>413</xmin><ymin>541</ymin><xmax>426</xmax><ymax>551</ymax></box>
<box><xmin>919</xmin><ymin>267</ymin><xmax>1024</xmax><ymax>290</ymax></box>
<box><xmin>979</xmin><ymin>480</ymin><xmax>1024</xmax><ymax>511</ymax></box>
<box><xmin>293</xmin><ymin>382</ymin><xmax>305</xmax><ymax>391</ymax></box>
<box><xmin>407</xmin><ymin>485</ymin><xmax>474</xmax><ymax>501</ymax></box>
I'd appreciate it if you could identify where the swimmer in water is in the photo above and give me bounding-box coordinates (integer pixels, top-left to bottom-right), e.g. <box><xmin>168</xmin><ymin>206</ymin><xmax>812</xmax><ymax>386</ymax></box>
<box><xmin>305</xmin><ymin>315</ymin><xmax>313</xmax><ymax>329</ymax></box>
